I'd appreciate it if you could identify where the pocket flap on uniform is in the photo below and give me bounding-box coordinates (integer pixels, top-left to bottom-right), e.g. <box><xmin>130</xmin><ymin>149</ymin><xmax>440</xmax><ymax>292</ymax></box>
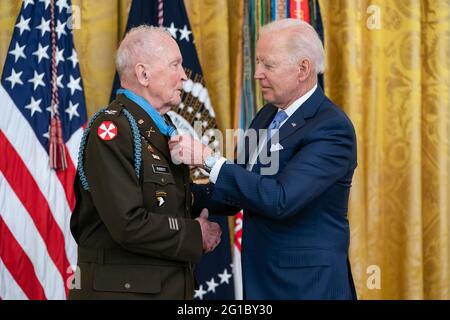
<box><xmin>278</xmin><ymin>249</ymin><xmax>331</xmax><ymax>268</ymax></box>
<box><xmin>93</xmin><ymin>264</ymin><xmax>161</xmax><ymax>294</ymax></box>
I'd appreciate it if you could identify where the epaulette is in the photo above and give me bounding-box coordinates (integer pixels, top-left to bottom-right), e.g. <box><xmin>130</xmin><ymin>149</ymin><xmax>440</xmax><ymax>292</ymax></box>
<box><xmin>77</xmin><ymin>102</ymin><xmax>142</xmax><ymax>191</ymax></box>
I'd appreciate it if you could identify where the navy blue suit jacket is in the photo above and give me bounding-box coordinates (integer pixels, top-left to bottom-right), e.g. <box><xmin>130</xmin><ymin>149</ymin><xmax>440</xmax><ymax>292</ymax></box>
<box><xmin>194</xmin><ymin>86</ymin><xmax>357</xmax><ymax>299</ymax></box>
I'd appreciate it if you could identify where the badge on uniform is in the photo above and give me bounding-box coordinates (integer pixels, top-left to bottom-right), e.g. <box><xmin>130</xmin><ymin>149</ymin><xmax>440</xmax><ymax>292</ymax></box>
<box><xmin>97</xmin><ymin>121</ymin><xmax>118</xmax><ymax>141</ymax></box>
<box><xmin>146</xmin><ymin>127</ymin><xmax>156</xmax><ymax>138</ymax></box>
<box><xmin>146</xmin><ymin>145</ymin><xmax>161</xmax><ymax>160</ymax></box>
<box><xmin>156</xmin><ymin>191</ymin><xmax>167</xmax><ymax>207</ymax></box>
<box><xmin>152</xmin><ymin>164</ymin><xmax>170</xmax><ymax>174</ymax></box>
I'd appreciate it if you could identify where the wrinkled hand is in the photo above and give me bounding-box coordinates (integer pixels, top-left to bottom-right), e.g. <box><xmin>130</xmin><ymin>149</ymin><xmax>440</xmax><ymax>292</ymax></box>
<box><xmin>169</xmin><ymin>134</ymin><xmax>212</xmax><ymax>167</ymax></box>
<box><xmin>195</xmin><ymin>208</ymin><xmax>222</xmax><ymax>253</ymax></box>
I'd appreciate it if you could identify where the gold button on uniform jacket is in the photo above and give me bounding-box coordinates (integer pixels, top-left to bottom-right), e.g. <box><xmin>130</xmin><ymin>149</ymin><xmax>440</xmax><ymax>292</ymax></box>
<box><xmin>69</xmin><ymin>94</ymin><xmax>202</xmax><ymax>300</ymax></box>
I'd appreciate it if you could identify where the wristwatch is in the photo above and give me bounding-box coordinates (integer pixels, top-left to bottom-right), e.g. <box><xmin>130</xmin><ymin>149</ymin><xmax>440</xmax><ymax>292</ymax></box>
<box><xmin>203</xmin><ymin>153</ymin><xmax>220</xmax><ymax>173</ymax></box>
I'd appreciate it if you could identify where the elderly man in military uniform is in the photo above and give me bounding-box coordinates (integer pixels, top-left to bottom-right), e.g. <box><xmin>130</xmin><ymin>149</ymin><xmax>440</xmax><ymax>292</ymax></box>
<box><xmin>69</xmin><ymin>25</ymin><xmax>222</xmax><ymax>300</ymax></box>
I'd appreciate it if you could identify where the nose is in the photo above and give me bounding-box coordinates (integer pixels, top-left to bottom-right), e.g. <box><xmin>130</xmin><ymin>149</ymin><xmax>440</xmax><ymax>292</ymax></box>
<box><xmin>180</xmin><ymin>66</ymin><xmax>188</xmax><ymax>81</ymax></box>
<box><xmin>254</xmin><ymin>64</ymin><xmax>264</xmax><ymax>80</ymax></box>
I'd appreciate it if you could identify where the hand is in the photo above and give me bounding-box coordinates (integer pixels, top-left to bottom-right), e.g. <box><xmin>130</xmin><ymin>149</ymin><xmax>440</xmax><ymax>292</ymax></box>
<box><xmin>195</xmin><ymin>208</ymin><xmax>222</xmax><ymax>253</ymax></box>
<box><xmin>169</xmin><ymin>134</ymin><xmax>213</xmax><ymax>167</ymax></box>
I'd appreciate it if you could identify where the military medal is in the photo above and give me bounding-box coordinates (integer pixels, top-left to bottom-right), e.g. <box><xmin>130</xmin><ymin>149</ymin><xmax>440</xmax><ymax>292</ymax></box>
<box><xmin>146</xmin><ymin>145</ymin><xmax>160</xmax><ymax>160</ymax></box>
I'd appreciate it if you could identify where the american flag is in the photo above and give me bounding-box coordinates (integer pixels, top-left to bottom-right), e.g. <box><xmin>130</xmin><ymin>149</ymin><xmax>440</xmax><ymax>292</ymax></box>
<box><xmin>232</xmin><ymin>210</ymin><xmax>243</xmax><ymax>300</ymax></box>
<box><xmin>0</xmin><ymin>0</ymin><xmax>87</xmax><ymax>299</ymax></box>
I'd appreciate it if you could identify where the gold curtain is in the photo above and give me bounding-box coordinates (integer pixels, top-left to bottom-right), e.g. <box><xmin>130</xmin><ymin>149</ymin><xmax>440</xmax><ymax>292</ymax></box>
<box><xmin>320</xmin><ymin>0</ymin><xmax>450</xmax><ymax>299</ymax></box>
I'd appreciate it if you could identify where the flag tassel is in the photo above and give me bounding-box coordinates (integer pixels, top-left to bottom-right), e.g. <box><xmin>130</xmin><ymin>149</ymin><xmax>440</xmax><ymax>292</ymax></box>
<box><xmin>49</xmin><ymin>113</ymin><xmax>67</xmax><ymax>170</ymax></box>
<box><xmin>48</xmin><ymin>0</ymin><xmax>66</xmax><ymax>171</ymax></box>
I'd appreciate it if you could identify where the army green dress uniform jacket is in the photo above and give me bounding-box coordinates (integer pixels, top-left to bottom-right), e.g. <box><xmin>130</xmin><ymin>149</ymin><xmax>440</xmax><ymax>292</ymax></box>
<box><xmin>69</xmin><ymin>94</ymin><xmax>203</xmax><ymax>300</ymax></box>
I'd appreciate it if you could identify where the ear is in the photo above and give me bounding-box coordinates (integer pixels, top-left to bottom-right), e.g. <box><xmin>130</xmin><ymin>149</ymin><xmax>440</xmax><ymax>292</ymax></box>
<box><xmin>298</xmin><ymin>58</ymin><xmax>312</xmax><ymax>82</ymax></box>
<box><xmin>135</xmin><ymin>63</ymin><xmax>149</xmax><ymax>86</ymax></box>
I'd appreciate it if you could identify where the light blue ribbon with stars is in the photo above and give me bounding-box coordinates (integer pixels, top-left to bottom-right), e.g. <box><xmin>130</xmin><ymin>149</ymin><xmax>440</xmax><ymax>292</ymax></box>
<box><xmin>116</xmin><ymin>88</ymin><xmax>177</xmax><ymax>137</ymax></box>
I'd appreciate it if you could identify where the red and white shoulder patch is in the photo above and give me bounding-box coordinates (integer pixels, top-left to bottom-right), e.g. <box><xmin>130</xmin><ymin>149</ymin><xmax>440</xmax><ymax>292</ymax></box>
<box><xmin>97</xmin><ymin>121</ymin><xmax>118</xmax><ymax>141</ymax></box>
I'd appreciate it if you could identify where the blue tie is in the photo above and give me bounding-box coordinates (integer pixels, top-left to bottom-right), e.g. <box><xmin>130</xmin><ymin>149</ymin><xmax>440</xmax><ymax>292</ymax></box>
<box><xmin>267</xmin><ymin>110</ymin><xmax>288</xmax><ymax>140</ymax></box>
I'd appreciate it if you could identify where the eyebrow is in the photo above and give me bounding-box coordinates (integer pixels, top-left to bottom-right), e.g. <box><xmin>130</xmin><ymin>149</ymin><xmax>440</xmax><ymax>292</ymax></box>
<box><xmin>170</xmin><ymin>57</ymin><xmax>182</xmax><ymax>64</ymax></box>
<box><xmin>257</xmin><ymin>57</ymin><xmax>277</xmax><ymax>65</ymax></box>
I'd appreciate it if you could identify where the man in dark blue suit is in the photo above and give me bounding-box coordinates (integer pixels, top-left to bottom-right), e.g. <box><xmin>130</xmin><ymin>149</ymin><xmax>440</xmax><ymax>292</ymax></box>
<box><xmin>169</xmin><ymin>18</ymin><xmax>357</xmax><ymax>300</ymax></box>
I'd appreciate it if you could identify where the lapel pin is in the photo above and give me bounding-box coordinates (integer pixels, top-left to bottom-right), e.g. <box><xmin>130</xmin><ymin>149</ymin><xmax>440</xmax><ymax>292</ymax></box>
<box><xmin>138</xmin><ymin>119</ymin><xmax>144</xmax><ymax>125</ymax></box>
<box><xmin>152</xmin><ymin>154</ymin><xmax>161</xmax><ymax>160</ymax></box>
<box><xmin>146</xmin><ymin>127</ymin><xmax>156</xmax><ymax>138</ymax></box>
<box><xmin>291</xmin><ymin>122</ymin><xmax>296</xmax><ymax>127</ymax></box>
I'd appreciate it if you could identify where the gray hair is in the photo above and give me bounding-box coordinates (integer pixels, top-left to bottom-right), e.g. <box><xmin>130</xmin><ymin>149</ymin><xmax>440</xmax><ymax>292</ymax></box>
<box><xmin>116</xmin><ymin>25</ymin><xmax>172</xmax><ymax>81</ymax></box>
<box><xmin>260</xmin><ymin>18</ymin><xmax>325</xmax><ymax>74</ymax></box>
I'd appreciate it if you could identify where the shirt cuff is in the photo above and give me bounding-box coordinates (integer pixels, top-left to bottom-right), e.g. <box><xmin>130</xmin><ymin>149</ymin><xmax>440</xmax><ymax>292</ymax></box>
<box><xmin>209</xmin><ymin>157</ymin><xmax>227</xmax><ymax>184</ymax></box>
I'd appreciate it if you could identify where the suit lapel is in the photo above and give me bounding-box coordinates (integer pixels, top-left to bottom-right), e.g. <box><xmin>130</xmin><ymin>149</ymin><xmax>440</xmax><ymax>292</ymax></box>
<box><xmin>274</xmin><ymin>85</ymin><xmax>326</xmax><ymax>144</ymax></box>
<box><xmin>116</xmin><ymin>94</ymin><xmax>172</xmax><ymax>162</ymax></box>
<box><xmin>253</xmin><ymin>104</ymin><xmax>278</xmax><ymax>131</ymax></box>
<box><xmin>244</xmin><ymin>105</ymin><xmax>277</xmax><ymax>164</ymax></box>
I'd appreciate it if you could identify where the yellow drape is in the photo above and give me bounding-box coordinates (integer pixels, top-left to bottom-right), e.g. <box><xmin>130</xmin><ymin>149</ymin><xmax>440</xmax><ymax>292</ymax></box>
<box><xmin>320</xmin><ymin>0</ymin><xmax>450</xmax><ymax>299</ymax></box>
<box><xmin>1</xmin><ymin>0</ymin><xmax>449</xmax><ymax>300</ymax></box>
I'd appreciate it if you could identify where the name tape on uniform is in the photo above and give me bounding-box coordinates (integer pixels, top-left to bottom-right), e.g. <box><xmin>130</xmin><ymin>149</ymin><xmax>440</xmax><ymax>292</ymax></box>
<box><xmin>152</xmin><ymin>164</ymin><xmax>170</xmax><ymax>174</ymax></box>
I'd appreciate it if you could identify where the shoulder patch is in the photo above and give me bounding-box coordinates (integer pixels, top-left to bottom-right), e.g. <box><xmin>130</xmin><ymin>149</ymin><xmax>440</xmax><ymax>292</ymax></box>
<box><xmin>97</xmin><ymin>121</ymin><xmax>118</xmax><ymax>141</ymax></box>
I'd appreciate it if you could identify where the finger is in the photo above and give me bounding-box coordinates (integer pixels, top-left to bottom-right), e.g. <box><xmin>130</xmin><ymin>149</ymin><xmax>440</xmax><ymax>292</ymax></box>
<box><xmin>169</xmin><ymin>135</ymin><xmax>181</xmax><ymax>143</ymax></box>
<box><xmin>172</xmin><ymin>145</ymin><xmax>184</xmax><ymax>159</ymax></box>
<box><xmin>168</xmin><ymin>140</ymin><xmax>178</xmax><ymax>148</ymax></box>
<box><xmin>170</xmin><ymin>148</ymin><xmax>183</xmax><ymax>165</ymax></box>
<box><xmin>200</xmin><ymin>208</ymin><xmax>209</xmax><ymax>219</ymax></box>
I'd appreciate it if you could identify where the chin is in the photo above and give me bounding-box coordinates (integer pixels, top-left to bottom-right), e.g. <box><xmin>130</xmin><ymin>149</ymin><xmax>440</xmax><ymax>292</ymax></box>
<box><xmin>262</xmin><ymin>94</ymin><xmax>274</xmax><ymax>102</ymax></box>
<box><xmin>172</xmin><ymin>97</ymin><xmax>182</xmax><ymax>106</ymax></box>
<box><xmin>160</xmin><ymin>106</ymin><xmax>172</xmax><ymax>115</ymax></box>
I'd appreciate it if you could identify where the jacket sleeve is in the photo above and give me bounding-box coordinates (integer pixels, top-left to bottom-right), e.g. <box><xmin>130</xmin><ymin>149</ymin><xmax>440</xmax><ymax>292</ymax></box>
<box><xmin>211</xmin><ymin>116</ymin><xmax>357</xmax><ymax>220</ymax></box>
<box><xmin>85</xmin><ymin>115</ymin><xmax>203</xmax><ymax>263</ymax></box>
<box><xmin>191</xmin><ymin>183</ymin><xmax>241</xmax><ymax>217</ymax></box>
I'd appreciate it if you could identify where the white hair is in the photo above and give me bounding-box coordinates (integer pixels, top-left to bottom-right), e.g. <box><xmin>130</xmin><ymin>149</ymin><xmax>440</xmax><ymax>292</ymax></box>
<box><xmin>116</xmin><ymin>25</ymin><xmax>172</xmax><ymax>81</ymax></box>
<box><xmin>260</xmin><ymin>18</ymin><xmax>325</xmax><ymax>74</ymax></box>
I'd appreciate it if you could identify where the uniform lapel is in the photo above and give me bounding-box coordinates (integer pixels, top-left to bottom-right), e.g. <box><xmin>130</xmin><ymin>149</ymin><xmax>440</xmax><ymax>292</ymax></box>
<box><xmin>116</xmin><ymin>94</ymin><xmax>172</xmax><ymax>162</ymax></box>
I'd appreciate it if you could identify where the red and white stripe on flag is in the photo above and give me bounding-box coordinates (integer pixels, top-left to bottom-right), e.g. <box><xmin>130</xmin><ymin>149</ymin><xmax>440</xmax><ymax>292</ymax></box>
<box><xmin>0</xmin><ymin>0</ymin><xmax>87</xmax><ymax>299</ymax></box>
<box><xmin>232</xmin><ymin>210</ymin><xmax>243</xmax><ymax>300</ymax></box>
